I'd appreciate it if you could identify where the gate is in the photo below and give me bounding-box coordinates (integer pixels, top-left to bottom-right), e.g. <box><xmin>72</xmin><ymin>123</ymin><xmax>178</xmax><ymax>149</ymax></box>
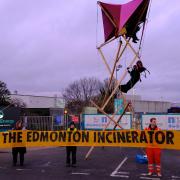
<box><xmin>20</xmin><ymin>116</ymin><xmax>65</xmax><ymax>130</ymax></box>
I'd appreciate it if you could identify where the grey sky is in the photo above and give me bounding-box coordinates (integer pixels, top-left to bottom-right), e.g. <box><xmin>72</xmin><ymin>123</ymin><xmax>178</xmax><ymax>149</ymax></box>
<box><xmin>0</xmin><ymin>0</ymin><xmax>180</xmax><ymax>102</ymax></box>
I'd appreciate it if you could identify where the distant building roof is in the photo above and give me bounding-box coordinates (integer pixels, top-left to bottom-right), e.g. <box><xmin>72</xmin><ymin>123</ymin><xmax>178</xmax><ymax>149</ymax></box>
<box><xmin>10</xmin><ymin>94</ymin><xmax>65</xmax><ymax>109</ymax></box>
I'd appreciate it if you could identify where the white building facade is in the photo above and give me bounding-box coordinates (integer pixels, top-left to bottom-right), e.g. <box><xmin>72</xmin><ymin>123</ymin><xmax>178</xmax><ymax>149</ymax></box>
<box><xmin>11</xmin><ymin>94</ymin><xmax>65</xmax><ymax>109</ymax></box>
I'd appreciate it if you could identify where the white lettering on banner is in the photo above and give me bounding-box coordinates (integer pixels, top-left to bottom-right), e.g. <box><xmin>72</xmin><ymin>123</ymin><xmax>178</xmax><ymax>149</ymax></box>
<box><xmin>84</xmin><ymin>115</ymin><xmax>131</xmax><ymax>130</ymax></box>
<box><xmin>142</xmin><ymin>114</ymin><xmax>180</xmax><ymax>130</ymax></box>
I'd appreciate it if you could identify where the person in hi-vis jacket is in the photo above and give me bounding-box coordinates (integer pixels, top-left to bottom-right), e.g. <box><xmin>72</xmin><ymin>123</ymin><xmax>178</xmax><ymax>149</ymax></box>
<box><xmin>12</xmin><ymin>120</ymin><xmax>26</xmax><ymax>166</ymax></box>
<box><xmin>145</xmin><ymin>118</ymin><xmax>162</xmax><ymax>177</ymax></box>
<box><xmin>66</xmin><ymin>121</ymin><xmax>77</xmax><ymax>167</ymax></box>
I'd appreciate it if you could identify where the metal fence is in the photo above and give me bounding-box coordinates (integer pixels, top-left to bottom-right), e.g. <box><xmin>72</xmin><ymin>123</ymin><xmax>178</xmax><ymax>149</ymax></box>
<box><xmin>20</xmin><ymin>116</ymin><xmax>65</xmax><ymax>131</ymax></box>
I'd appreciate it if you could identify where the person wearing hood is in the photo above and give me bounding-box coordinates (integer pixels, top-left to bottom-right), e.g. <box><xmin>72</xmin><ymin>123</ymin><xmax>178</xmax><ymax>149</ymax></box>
<box><xmin>66</xmin><ymin>121</ymin><xmax>77</xmax><ymax>167</ymax></box>
<box><xmin>119</xmin><ymin>60</ymin><xmax>149</xmax><ymax>93</ymax></box>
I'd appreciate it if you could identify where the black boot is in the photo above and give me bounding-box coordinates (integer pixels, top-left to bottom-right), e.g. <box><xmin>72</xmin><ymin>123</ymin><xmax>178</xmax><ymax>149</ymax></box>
<box><xmin>132</xmin><ymin>35</ymin><xmax>139</xmax><ymax>43</ymax></box>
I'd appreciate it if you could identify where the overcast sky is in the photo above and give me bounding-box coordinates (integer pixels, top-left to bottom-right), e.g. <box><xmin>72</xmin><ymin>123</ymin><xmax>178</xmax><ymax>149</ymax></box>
<box><xmin>0</xmin><ymin>0</ymin><xmax>180</xmax><ymax>102</ymax></box>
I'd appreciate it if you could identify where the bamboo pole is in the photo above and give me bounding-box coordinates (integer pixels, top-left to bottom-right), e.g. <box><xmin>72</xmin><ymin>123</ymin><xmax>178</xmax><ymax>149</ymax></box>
<box><xmin>101</xmin><ymin>36</ymin><xmax>144</xmax><ymax>111</ymax></box>
<box><xmin>101</xmin><ymin>39</ymin><xmax>128</xmax><ymax>107</ymax></box>
<box><xmin>129</xmin><ymin>101</ymin><xmax>135</xmax><ymax>129</ymax></box>
<box><xmin>113</xmin><ymin>102</ymin><xmax>130</xmax><ymax>130</ymax></box>
<box><xmin>100</xmin><ymin>41</ymin><xmax>122</xmax><ymax>108</ymax></box>
<box><xmin>117</xmin><ymin>40</ymin><xmax>128</xmax><ymax>62</ymax></box>
<box><xmin>102</xmin><ymin>55</ymin><xmax>138</xmax><ymax>110</ymax></box>
<box><xmin>85</xmin><ymin>146</ymin><xmax>95</xmax><ymax>160</ymax></box>
<box><xmin>101</xmin><ymin>97</ymin><xmax>126</xmax><ymax>132</ymax></box>
<box><xmin>98</xmin><ymin>48</ymin><xmax>112</xmax><ymax>75</ymax></box>
<box><xmin>91</xmin><ymin>100</ymin><xmax>123</xmax><ymax>129</ymax></box>
<box><xmin>97</xmin><ymin>1</ymin><xmax>117</xmax><ymax>28</ymax></box>
<box><xmin>85</xmin><ymin>99</ymin><xmax>125</xmax><ymax>160</ymax></box>
<box><xmin>97</xmin><ymin>37</ymin><xmax>117</xmax><ymax>49</ymax></box>
<box><xmin>85</xmin><ymin>102</ymin><xmax>131</xmax><ymax>160</ymax></box>
<box><xmin>108</xmin><ymin>40</ymin><xmax>122</xmax><ymax>88</ymax></box>
<box><xmin>122</xmin><ymin>36</ymin><xmax>140</xmax><ymax>60</ymax></box>
<box><xmin>100</xmin><ymin>39</ymin><xmax>129</xmax><ymax>111</ymax></box>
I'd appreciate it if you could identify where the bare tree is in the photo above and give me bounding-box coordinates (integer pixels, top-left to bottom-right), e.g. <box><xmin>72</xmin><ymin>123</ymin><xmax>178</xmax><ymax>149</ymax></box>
<box><xmin>63</xmin><ymin>77</ymin><xmax>103</xmax><ymax>114</ymax></box>
<box><xmin>0</xmin><ymin>81</ymin><xmax>11</xmax><ymax>105</ymax></box>
<box><xmin>10</xmin><ymin>98</ymin><xmax>26</xmax><ymax>108</ymax></box>
<box><xmin>0</xmin><ymin>80</ymin><xmax>27</xmax><ymax>109</ymax></box>
<box><xmin>96</xmin><ymin>78</ymin><xmax>118</xmax><ymax>114</ymax></box>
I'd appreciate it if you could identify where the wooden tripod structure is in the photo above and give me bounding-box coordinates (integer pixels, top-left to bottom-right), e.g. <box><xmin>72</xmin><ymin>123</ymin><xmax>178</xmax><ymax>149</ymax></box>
<box><xmin>85</xmin><ymin>0</ymin><xmax>151</xmax><ymax>159</ymax></box>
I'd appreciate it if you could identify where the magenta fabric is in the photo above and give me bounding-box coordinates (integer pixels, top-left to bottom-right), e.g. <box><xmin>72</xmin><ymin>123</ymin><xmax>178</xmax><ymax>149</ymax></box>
<box><xmin>119</xmin><ymin>0</ymin><xmax>143</xmax><ymax>30</ymax></box>
<box><xmin>102</xmin><ymin>10</ymin><xmax>115</xmax><ymax>42</ymax></box>
<box><xmin>100</xmin><ymin>2</ymin><xmax>121</xmax><ymax>42</ymax></box>
<box><xmin>100</xmin><ymin>2</ymin><xmax>121</xmax><ymax>27</ymax></box>
<box><xmin>99</xmin><ymin>0</ymin><xmax>143</xmax><ymax>42</ymax></box>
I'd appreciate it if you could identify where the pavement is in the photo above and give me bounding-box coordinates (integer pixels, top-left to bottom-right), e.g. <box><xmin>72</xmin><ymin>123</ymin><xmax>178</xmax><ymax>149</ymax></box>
<box><xmin>0</xmin><ymin>147</ymin><xmax>179</xmax><ymax>180</ymax></box>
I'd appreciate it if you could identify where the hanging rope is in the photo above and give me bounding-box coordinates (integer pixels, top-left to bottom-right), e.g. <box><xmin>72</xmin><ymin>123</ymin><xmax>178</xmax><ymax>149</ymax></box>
<box><xmin>138</xmin><ymin>0</ymin><xmax>153</xmax><ymax>57</ymax></box>
<box><xmin>96</xmin><ymin>3</ymin><xmax>99</xmax><ymax>47</ymax></box>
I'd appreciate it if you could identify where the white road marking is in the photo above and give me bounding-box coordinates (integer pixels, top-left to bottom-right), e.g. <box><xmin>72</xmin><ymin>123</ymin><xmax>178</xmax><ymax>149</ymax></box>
<box><xmin>141</xmin><ymin>173</ymin><xmax>158</xmax><ymax>177</ymax></box>
<box><xmin>140</xmin><ymin>177</ymin><xmax>160</xmax><ymax>180</ymax></box>
<box><xmin>110</xmin><ymin>157</ymin><xmax>129</xmax><ymax>178</ymax></box>
<box><xmin>16</xmin><ymin>168</ymin><xmax>32</xmax><ymax>171</ymax></box>
<box><xmin>72</xmin><ymin>172</ymin><xmax>90</xmax><ymax>175</ymax></box>
<box><xmin>116</xmin><ymin>171</ymin><xmax>130</xmax><ymax>174</ymax></box>
<box><xmin>141</xmin><ymin>173</ymin><xmax>149</xmax><ymax>176</ymax></box>
<box><xmin>172</xmin><ymin>176</ymin><xmax>180</xmax><ymax>179</ymax></box>
<box><xmin>112</xmin><ymin>174</ymin><xmax>129</xmax><ymax>178</ymax></box>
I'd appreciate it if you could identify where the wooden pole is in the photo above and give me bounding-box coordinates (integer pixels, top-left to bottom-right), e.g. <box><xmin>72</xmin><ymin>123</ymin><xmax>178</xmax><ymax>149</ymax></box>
<box><xmin>129</xmin><ymin>101</ymin><xmax>135</xmax><ymax>129</ymax></box>
<box><xmin>85</xmin><ymin>99</ymin><xmax>125</xmax><ymax>160</ymax></box>
<box><xmin>102</xmin><ymin>98</ymin><xmax>126</xmax><ymax>131</ymax></box>
<box><xmin>91</xmin><ymin>100</ymin><xmax>123</xmax><ymax>129</ymax></box>
<box><xmin>108</xmin><ymin>40</ymin><xmax>122</xmax><ymax>88</ymax></box>
<box><xmin>97</xmin><ymin>36</ymin><xmax>117</xmax><ymax>49</ymax></box>
<box><xmin>102</xmin><ymin>55</ymin><xmax>138</xmax><ymax>110</ymax></box>
<box><xmin>100</xmin><ymin>41</ymin><xmax>122</xmax><ymax>108</ymax></box>
<box><xmin>113</xmin><ymin>102</ymin><xmax>130</xmax><ymax>130</ymax></box>
<box><xmin>98</xmin><ymin>48</ymin><xmax>112</xmax><ymax>75</ymax></box>
<box><xmin>122</xmin><ymin>36</ymin><xmax>140</xmax><ymax>60</ymax></box>
<box><xmin>101</xmin><ymin>36</ymin><xmax>144</xmax><ymax>111</ymax></box>
<box><xmin>100</xmin><ymin>39</ymin><xmax>129</xmax><ymax>110</ymax></box>
<box><xmin>117</xmin><ymin>40</ymin><xmax>128</xmax><ymax>62</ymax></box>
<box><xmin>97</xmin><ymin>1</ymin><xmax>117</xmax><ymax>28</ymax></box>
<box><xmin>85</xmin><ymin>146</ymin><xmax>95</xmax><ymax>160</ymax></box>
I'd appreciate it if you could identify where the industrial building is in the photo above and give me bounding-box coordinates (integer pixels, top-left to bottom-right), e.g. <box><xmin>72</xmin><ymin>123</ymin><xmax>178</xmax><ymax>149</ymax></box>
<box><xmin>125</xmin><ymin>95</ymin><xmax>172</xmax><ymax>113</ymax></box>
<box><xmin>10</xmin><ymin>93</ymin><xmax>175</xmax><ymax>114</ymax></box>
<box><xmin>11</xmin><ymin>93</ymin><xmax>65</xmax><ymax>109</ymax></box>
<box><xmin>10</xmin><ymin>93</ymin><xmax>65</xmax><ymax>116</ymax></box>
<box><xmin>0</xmin><ymin>93</ymin><xmax>176</xmax><ymax>131</ymax></box>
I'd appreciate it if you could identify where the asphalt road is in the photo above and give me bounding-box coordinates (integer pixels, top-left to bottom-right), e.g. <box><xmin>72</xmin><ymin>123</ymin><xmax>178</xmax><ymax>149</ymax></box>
<box><xmin>0</xmin><ymin>147</ymin><xmax>179</xmax><ymax>180</ymax></box>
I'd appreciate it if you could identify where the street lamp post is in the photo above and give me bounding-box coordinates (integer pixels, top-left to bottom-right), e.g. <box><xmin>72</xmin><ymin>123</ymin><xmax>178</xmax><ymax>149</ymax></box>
<box><xmin>64</xmin><ymin>109</ymin><xmax>68</xmax><ymax>130</ymax></box>
<box><xmin>115</xmin><ymin>64</ymin><xmax>122</xmax><ymax>99</ymax></box>
<box><xmin>116</xmin><ymin>64</ymin><xmax>122</xmax><ymax>80</ymax></box>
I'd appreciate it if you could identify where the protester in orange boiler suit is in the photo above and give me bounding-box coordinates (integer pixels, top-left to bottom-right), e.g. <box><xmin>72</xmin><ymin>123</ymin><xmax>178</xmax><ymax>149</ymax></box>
<box><xmin>145</xmin><ymin>118</ymin><xmax>162</xmax><ymax>177</ymax></box>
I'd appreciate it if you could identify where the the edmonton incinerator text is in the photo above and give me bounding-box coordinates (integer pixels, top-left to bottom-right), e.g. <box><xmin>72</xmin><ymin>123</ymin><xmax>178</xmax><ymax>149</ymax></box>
<box><xmin>2</xmin><ymin>130</ymin><xmax>174</xmax><ymax>145</ymax></box>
